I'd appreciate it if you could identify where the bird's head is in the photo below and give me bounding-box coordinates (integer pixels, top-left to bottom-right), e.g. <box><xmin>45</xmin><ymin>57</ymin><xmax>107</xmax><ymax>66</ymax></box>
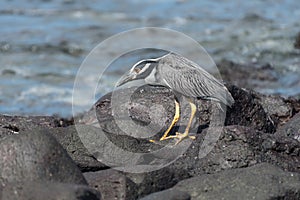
<box><xmin>116</xmin><ymin>58</ymin><xmax>159</xmax><ymax>87</ymax></box>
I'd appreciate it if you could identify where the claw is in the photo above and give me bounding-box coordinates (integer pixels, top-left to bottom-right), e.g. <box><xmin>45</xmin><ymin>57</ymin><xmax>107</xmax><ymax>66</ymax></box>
<box><xmin>156</xmin><ymin>100</ymin><xmax>197</xmax><ymax>145</ymax></box>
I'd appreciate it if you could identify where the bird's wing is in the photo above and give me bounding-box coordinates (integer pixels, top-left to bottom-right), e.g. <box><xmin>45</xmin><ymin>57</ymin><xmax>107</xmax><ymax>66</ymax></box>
<box><xmin>158</xmin><ymin>53</ymin><xmax>234</xmax><ymax>106</ymax></box>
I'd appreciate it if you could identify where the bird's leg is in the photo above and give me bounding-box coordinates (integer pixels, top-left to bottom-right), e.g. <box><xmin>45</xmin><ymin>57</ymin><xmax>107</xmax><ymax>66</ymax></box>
<box><xmin>149</xmin><ymin>100</ymin><xmax>180</xmax><ymax>143</ymax></box>
<box><xmin>163</xmin><ymin>101</ymin><xmax>197</xmax><ymax>145</ymax></box>
<box><xmin>159</xmin><ymin>100</ymin><xmax>180</xmax><ymax>141</ymax></box>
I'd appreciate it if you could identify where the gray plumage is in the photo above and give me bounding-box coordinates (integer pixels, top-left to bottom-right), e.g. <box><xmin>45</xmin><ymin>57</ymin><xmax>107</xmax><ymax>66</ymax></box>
<box><xmin>117</xmin><ymin>52</ymin><xmax>234</xmax><ymax>107</ymax></box>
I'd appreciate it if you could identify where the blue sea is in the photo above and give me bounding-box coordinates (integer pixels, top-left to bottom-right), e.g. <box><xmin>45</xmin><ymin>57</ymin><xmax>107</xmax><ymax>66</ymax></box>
<box><xmin>0</xmin><ymin>0</ymin><xmax>299</xmax><ymax>117</ymax></box>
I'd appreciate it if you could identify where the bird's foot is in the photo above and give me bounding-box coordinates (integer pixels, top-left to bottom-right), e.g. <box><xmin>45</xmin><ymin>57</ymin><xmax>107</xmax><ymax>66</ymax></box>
<box><xmin>160</xmin><ymin>132</ymin><xmax>196</xmax><ymax>145</ymax></box>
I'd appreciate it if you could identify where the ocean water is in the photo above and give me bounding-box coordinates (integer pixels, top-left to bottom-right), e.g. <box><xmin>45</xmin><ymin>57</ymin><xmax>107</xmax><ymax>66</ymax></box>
<box><xmin>0</xmin><ymin>0</ymin><xmax>299</xmax><ymax>117</ymax></box>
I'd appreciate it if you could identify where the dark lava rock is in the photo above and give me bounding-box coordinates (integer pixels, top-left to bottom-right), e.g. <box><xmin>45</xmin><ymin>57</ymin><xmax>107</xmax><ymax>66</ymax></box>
<box><xmin>225</xmin><ymin>85</ymin><xmax>300</xmax><ymax>131</ymax></box>
<box><xmin>227</xmin><ymin>126</ymin><xmax>300</xmax><ymax>173</ymax></box>
<box><xmin>126</xmin><ymin>125</ymin><xmax>300</xmax><ymax>198</ymax></box>
<box><xmin>226</xmin><ymin>84</ymin><xmax>300</xmax><ymax>130</ymax></box>
<box><xmin>84</xmin><ymin>169</ymin><xmax>137</xmax><ymax>200</ymax></box>
<box><xmin>2</xmin><ymin>181</ymin><xmax>101</xmax><ymax>200</ymax></box>
<box><xmin>92</xmin><ymin>85</ymin><xmax>178</xmax><ymax>141</ymax></box>
<box><xmin>0</xmin><ymin>129</ymin><xmax>87</xmax><ymax>185</ymax></box>
<box><xmin>139</xmin><ymin>188</ymin><xmax>191</xmax><ymax>200</ymax></box>
<box><xmin>144</xmin><ymin>163</ymin><xmax>300</xmax><ymax>200</ymax></box>
<box><xmin>0</xmin><ymin>115</ymin><xmax>103</xmax><ymax>172</ymax></box>
<box><xmin>275</xmin><ymin>112</ymin><xmax>300</xmax><ymax>141</ymax></box>
<box><xmin>0</xmin><ymin>126</ymin><xmax>13</xmax><ymax>138</ymax></box>
<box><xmin>225</xmin><ymin>85</ymin><xmax>276</xmax><ymax>133</ymax></box>
<box><xmin>49</xmin><ymin>125</ymin><xmax>108</xmax><ymax>172</ymax></box>
<box><xmin>0</xmin><ymin>114</ymin><xmax>73</xmax><ymax>137</ymax></box>
<box><xmin>72</xmin><ymin>124</ymin><xmax>300</xmax><ymax>198</ymax></box>
<box><xmin>258</xmin><ymin>94</ymin><xmax>300</xmax><ymax>126</ymax></box>
<box><xmin>295</xmin><ymin>32</ymin><xmax>300</xmax><ymax>49</ymax></box>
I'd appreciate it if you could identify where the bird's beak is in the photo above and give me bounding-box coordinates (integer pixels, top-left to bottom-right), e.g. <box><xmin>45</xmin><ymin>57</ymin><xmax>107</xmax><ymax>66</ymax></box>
<box><xmin>116</xmin><ymin>73</ymin><xmax>135</xmax><ymax>87</ymax></box>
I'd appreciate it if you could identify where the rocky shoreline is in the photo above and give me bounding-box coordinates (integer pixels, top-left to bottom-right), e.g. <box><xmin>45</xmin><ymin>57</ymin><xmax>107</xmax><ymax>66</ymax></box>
<box><xmin>1</xmin><ymin>60</ymin><xmax>300</xmax><ymax>200</ymax></box>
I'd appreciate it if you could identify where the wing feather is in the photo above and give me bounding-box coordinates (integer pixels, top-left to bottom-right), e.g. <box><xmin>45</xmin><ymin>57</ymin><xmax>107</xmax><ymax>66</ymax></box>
<box><xmin>158</xmin><ymin>53</ymin><xmax>234</xmax><ymax>106</ymax></box>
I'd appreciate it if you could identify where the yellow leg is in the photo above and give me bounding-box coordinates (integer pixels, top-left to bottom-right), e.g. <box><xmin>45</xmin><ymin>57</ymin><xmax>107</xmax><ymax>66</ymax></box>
<box><xmin>149</xmin><ymin>100</ymin><xmax>180</xmax><ymax>143</ymax></box>
<box><xmin>160</xmin><ymin>100</ymin><xmax>180</xmax><ymax>141</ymax></box>
<box><xmin>163</xmin><ymin>101</ymin><xmax>197</xmax><ymax>145</ymax></box>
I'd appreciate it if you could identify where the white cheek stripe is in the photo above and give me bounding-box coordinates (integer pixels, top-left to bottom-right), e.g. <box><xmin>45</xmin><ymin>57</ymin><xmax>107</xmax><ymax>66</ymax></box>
<box><xmin>129</xmin><ymin>55</ymin><xmax>166</xmax><ymax>73</ymax></box>
<box><xmin>139</xmin><ymin>63</ymin><xmax>151</xmax><ymax>74</ymax></box>
<box><xmin>129</xmin><ymin>52</ymin><xmax>171</xmax><ymax>73</ymax></box>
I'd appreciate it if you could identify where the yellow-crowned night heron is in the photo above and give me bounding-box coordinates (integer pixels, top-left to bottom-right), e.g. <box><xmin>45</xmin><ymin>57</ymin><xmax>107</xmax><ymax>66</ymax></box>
<box><xmin>117</xmin><ymin>52</ymin><xmax>234</xmax><ymax>144</ymax></box>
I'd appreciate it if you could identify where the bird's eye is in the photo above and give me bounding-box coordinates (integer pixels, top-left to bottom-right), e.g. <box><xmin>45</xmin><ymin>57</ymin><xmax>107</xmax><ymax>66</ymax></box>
<box><xmin>134</xmin><ymin>68</ymin><xmax>141</xmax><ymax>73</ymax></box>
